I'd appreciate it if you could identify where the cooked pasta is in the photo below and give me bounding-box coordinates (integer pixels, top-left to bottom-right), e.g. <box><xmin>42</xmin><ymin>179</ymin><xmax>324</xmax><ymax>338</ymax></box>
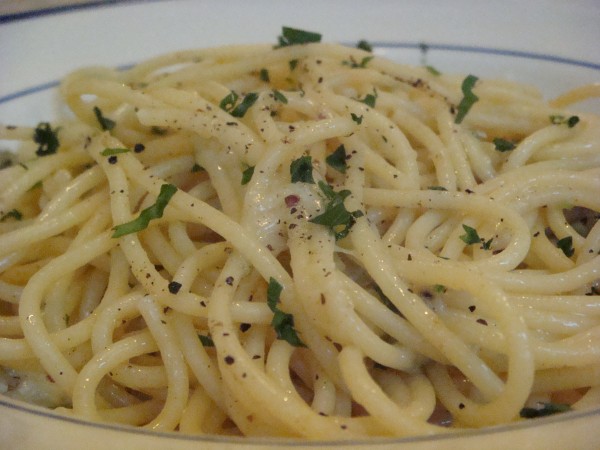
<box><xmin>0</xmin><ymin>28</ymin><xmax>599</xmax><ymax>439</ymax></box>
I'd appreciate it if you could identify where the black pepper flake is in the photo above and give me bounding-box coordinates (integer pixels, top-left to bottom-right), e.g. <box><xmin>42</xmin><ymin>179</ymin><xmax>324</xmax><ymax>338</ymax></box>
<box><xmin>108</xmin><ymin>155</ymin><xmax>118</xmax><ymax>164</ymax></box>
<box><xmin>459</xmin><ymin>403</ymin><xmax>465</xmax><ymax>409</ymax></box>
<box><xmin>476</xmin><ymin>318</ymin><xmax>488</xmax><ymax>326</ymax></box>
<box><xmin>168</xmin><ymin>281</ymin><xmax>182</xmax><ymax>294</ymax></box>
<box><xmin>240</xmin><ymin>323</ymin><xmax>251</xmax><ymax>332</ymax></box>
<box><xmin>468</xmin><ymin>305</ymin><xmax>476</xmax><ymax>312</ymax></box>
<box><xmin>224</xmin><ymin>355</ymin><xmax>235</xmax><ymax>365</ymax></box>
<box><xmin>252</xmin><ymin>354</ymin><xmax>261</xmax><ymax>360</ymax></box>
<box><xmin>134</xmin><ymin>143</ymin><xmax>145</xmax><ymax>153</ymax></box>
<box><xmin>225</xmin><ymin>276</ymin><xmax>234</xmax><ymax>286</ymax></box>
<box><xmin>533</xmin><ymin>231</ymin><xmax>540</xmax><ymax>237</ymax></box>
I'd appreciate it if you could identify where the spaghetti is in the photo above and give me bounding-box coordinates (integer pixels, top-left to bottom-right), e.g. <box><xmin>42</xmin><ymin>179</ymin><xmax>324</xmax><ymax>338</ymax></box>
<box><xmin>0</xmin><ymin>28</ymin><xmax>599</xmax><ymax>438</ymax></box>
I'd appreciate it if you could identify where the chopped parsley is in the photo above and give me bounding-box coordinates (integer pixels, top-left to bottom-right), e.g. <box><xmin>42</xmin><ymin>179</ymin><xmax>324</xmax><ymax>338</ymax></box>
<box><xmin>427</xmin><ymin>186</ymin><xmax>448</xmax><ymax>191</ymax></box>
<box><xmin>358</xmin><ymin>90</ymin><xmax>377</xmax><ymax>108</ymax></box>
<box><xmin>288</xmin><ymin>59</ymin><xmax>299</xmax><ymax>71</ymax></box>
<box><xmin>93</xmin><ymin>106</ymin><xmax>116</xmax><ymax>131</ymax></box>
<box><xmin>259</xmin><ymin>68</ymin><xmax>270</xmax><ymax>82</ymax></box>
<box><xmin>220</xmin><ymin>92</ymin><xmax>259</xmax><ymax>118</ymax></box>
<box><xmin>273</xmin><ymin>90</ymin><xmax>288</xmax><ymax>103</ymax></box>
<box><xmin>550</xmin><ymin>115</ymin><xmax>580</xmax><ymax>128</ymax></box>
<box><xmin>557</xmin><ymin>236</ymin><xmax>575</xmax><ymax>257</ymax></box>
<box><xmin>520</xmin><ymin>402</ymin><xmax>571</xmax><ymax>419</ymax></box>
<box><xmin>310</xmin><ymin>181</ymin><xmax>363</xmax><ymax>240</ymax></box>
<box><xmin>112</xmin><ymin>183</ymin><xmax>177</xmax><ymax>238</ymax></box>
<box><xmin>267</xmin><ymin>278</ymin><xmax>305</xmax><ymax>347</ymax></box>
<box><xmin>343</xmin><ymin>56</ymin><xmax>374</xmax><ymax>68</ymax></box>
<box><xmin>33</xmin><ymin>122</ymin><xmax>60</xmax><ymax>157</ymax></box>
<box><xmin>356</xmin><ymin>39</ymin><xmax>373</xmax><ymax>52</ymax></box>
<box><xmin>425</xmin><ymin>65</ymin><xmax>441</xmax><ymax>76</ymax></box>
<box><xmin>454</xmin><ymin>75</ymin><xmax>479</xmax><ymax>124</ymax></box>
<box><xmin>241</xmin><ymin>165</ymin><xmax>255</xmax><ymax>185</ymax></box>
<box><xmin>493</xmin><ymin>138</ymin><xmax>516</xmax><ymax>152</ymax></box>
<box><xmin>1</xmin><ymin>209</ymin><xmax>23</xmax><ymax>222</ymax></box>
<box><xmin>100</xmin><ymin>147</ymin><xmax>130</xmax><ymax>157</ymax></box>
<box><xmin>460</xmin><ymin>224</ymin><xmax>482</xmax><ymax>245</ymax></box>
<box><xmin>290</xmin><ymin>155</ymin><xmax>315</xmax><ymax>184</ymax></box>
<box><xmin>434</xmin><ymin>284</ymin><xmax>447</xmax><ymax>293</ymax></box>
<box><xmin>277</xmin><ymin>26</ymin><xmax>322</xmax><ymax>47</ymax></box>
<box><xmin>460</xmin><ymin>224</ymin><xmax>493</xmax><ymax>250</ymax></box>
<box><xmin>198</xmin><ymin>334</ymin><xmax>215</xmax><ymax>347</ymax></box>
<box><xmin>351</xmin><ymin>113</ymin><xmax>363</xmax><ymax>124</ymax></box>
<box><xmin>325</xmin><ymin>144</ymin><xmax>347</xmax><ymax>174</ymax></box>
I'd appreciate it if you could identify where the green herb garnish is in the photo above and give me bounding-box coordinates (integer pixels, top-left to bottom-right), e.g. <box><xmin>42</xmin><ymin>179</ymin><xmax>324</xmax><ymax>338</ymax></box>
<box><xmin>259</xmin><ymin>68</ymin><xmax>270</xmax><ymax>82</ymax></box>
<box><xmin>425</xmin><ymin>65</ymin><xmax>441</xmax><ymax>76</ymax></box>
<box><xmin>241</xmin><ymin>165</ymin><xmax>255</xmax><ymax>185</ymax></box>
<box><xmin>359</xmin><ymin>90</ymin><xmax>377</xmax><ymax>108</ymax></box>
<box><xmin>454</xmin><ymin>75</ymin><xmax>479</xmax><ymax>124</ymax></box>
<box><xmin>273</xmin><ymin>90</ymin><xmax>288</xmax><ymax>104</ymax></box>
<box><xmin>310</xmin><ymin>181</ymin><xmax>363</xmax><ymax>240</ymax></box>
<box><xmin>493</xmin><ymin>138</ymin><xmax>516</xmax><ymax>152</ymax></box>
<box><xmin>289</xmin><ymin>59</ymin><xmax>299</xmax><ymax>71</ymax></box>
<box><xmin>520</xmin><ymin>402</ymin><xmax>571</xmax><ymax>419</ymax></box>
<box><xmin>219</xmin><ymin>92</ymin><xmax>239</xmax><ymax>111</ymax></box>
<box><xmin>427</xmin><ymin>186</ymin><xmax>447</xmax><ymax>191</ymax></box>
<box><xmin>351</xmin><ymin>113</ymin><xmax>363</xmax><ymax>124</ymax></box>
<box><xmin>198</xmin><ymin>334</ymin><xmax>215</xmax><ymax>347</ymax></box>
<box><xmin>550</xmin><ymin>115</ymin><xmax>580</xmax><ymax>128</ymax></box>
<box><xmin>326</xmin><ymin>144</ymin><xmax>347</xmax><ymax>174</ymax></box>
<box><xmin>356</xmin><ymin>40</ymin><xmax>373</xmax><ymax>52</ymax></box>
<box><xmin>100</xmin><ymin>147</ymin><xmax>130</xmax><ymax>157</ymax></box>
<box><xmin>112</xmin><ymin>183</ymin><xmax>177</xmax><ymax>238</ymax></box>
<box><xmin>267</xmin><ymin>277</ymin><xmax>305</xmax><ymax>347</ymax></box>
<box><xmin>557</xmin><ymin>236</ymin><xmax>575</xmax><ymax>257</ymax></box>
<box><xmin>93</xmin><ymin>106</ymin><xmax>116</xmax><ymax>131</ymax></box>
<box><xmin>33</xmin><ymin>122</ymin><xmax>60</xmax><ymax>157</ymax></box>
<box><xmin>343</xmin><ymin>56</ymin><xmax>374</xmax><ymax>68</ymax></box>
<box><xmin>277</xmin><ymin>26</ymin><xmax>322</xmax><ymax>47</ymax></box>
<box><xmin>460</xmin><ymin>224</ymin><xmax>482</xmax><ymax>245</ymax></box>
<box><xmin>219</xmin><ymin>91</ymin><xmax>259</xmax><ymax>118</ymax></box>
<box><xmin>434</xmin><ymin>284</ymin><xmax>447</xmax><ymax>293</ymax></box>
<box><xmin>191</xmin><ymin>163</ymin><xmax>204</xmax><ymax>173</ymax></box>
<box><xmin>290</xmin><ymin>155</ymin><xmax>315</xmax><ymax>184</ymax></box>
<box><xmin>0</xmin><ymin>209</ymin><xmax>23</xmax><ymax>222</ymax></box>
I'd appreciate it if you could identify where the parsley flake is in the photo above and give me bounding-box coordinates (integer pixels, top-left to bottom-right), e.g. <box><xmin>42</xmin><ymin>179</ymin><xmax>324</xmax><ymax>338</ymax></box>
<box><xmin>310</xmin><ymin>181</ymin><xmax>363</xmax><ymax>240</ymax></box>
<box><xmin>267</xmin><ymin>278</ymin><xmax>305</xmax><ymax>347</ymax></box>
<box><xmin>326</xmin><ymin>145</ymin><xmax>347</xmax><ymax>174</ymax></box>
<box><xmin>351</xmin><ymin>113</ymin><xmax>363</xmax><ymax>124</ymax></box>
<box><xmin>460</xmin><ymin>224</ymin><xmax>482</xmax><ymax>245</ymax></box>
<box><xmin>33</xmin><ymin>123</ymin><xmax>60</xmax><ymax>157</ymax></box>
<box><xmin>93</xmin><ymin>106</ymin><xmax>116</xmax><ymax>131</ymax></box>
<box><xmin>259</xmin><ymin>68</ymin><xmax>270</xmax><ymax>82</ymax></box>
<box><xmin>358</xmin><ymin>90</ymin><xmax>378</xmax><ymax>108</ymax></box>
<box><xmin>290</xmin><ymin>155</ymin><xmax>315</xmax><ymax>184</ymax></box>
<box><xmin>356</xmin><ymin>40</ymin><xmax>373</xmax><ymax>52</ymax></box>
<box><xmin>1</xmin><ymin>209</ymin><xmax>23</xmax><ymax>222</ymax></box>
<box><xmin>425</xmin><ymin>65</ymin><xmax>441</xmax><ymax>76</ymax></box>
<box><xmin>454</xmin><ymin>75</ymin><xmax>479</xmax><ymax>124</ymax></box>
<box><xmin>241</xmin><ymin>165</ymin><xmax>255</xmax><ymax>185</ymax></box>
<box><xmin>198</xmin><ymin>334</ymin><xmax>215</xmax><ymax>347</ymax></box>
<box><xmin>277</xmin><ymin>26</ymin><xmax>322</xmax><ymax>47</ymax></box>
<box><xmin>101</xmin><ymin>147</ymin><xmax>130</xmax><ymax>157</ymax></box>
<box><xmin>493</xmin><ymin>138</ymin><xmax>516</xmax><ymax>152</ymax></box>
<box><xmin>550</xmin><ymin>115</ymin><xmax>580</xmax><ymax>128</ymax></box>
<box><xmin>557</xmin><ymin>236</ymin><xmax>575</xmax><ymax>257</ymax></box>
<box><xmin>112</xmin><ymin>183</ymin><xmax>177</xmax><ymax>238</ymax></box>
<box><xmin>273</xmin><ymin>90</ymin><xmax>288</xmax><ymax>103</ymax></box>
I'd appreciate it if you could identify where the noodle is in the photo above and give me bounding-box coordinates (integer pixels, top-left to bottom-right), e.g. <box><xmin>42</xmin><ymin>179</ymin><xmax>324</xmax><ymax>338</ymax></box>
<box><xmin>0</xmin><ymin>29</ymin><xmax>599</xmax><ymax>439</ymax></box>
